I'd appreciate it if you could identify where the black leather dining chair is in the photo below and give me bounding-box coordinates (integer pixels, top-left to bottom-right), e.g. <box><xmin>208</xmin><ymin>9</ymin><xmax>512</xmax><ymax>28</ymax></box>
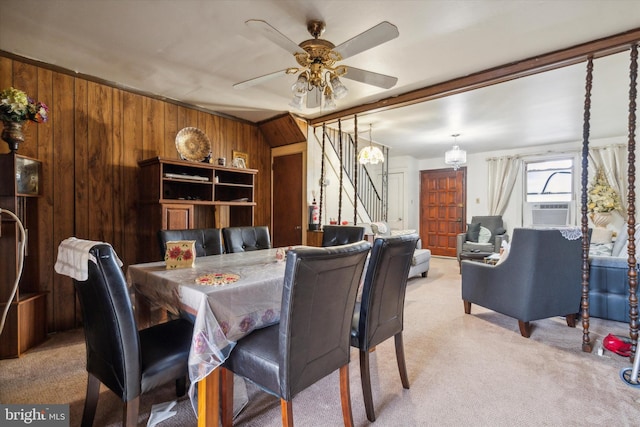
<box><xmin>222</xmin><ymin>225</ymin><xmax>271</xmax><ymax>253</ymax></box>
<box><xmin>72</xmin><ymin>244</ymin><xmax>193</xmax><ymax>427</ymax></box>
<box><xmin>157</xmin><ymin>227</ymin><xmax>224</xmax><ymax>259</ymax></box>
<box><xmin>220</xmin><ymin>241</ymin><xmax>372</xmax><ymax>427</ymax></box>
<box><xmin>351</xmin><ymin>233</ymin><xmax>419</xmax><ymax>422</ymax></box>
<box><xmin>321</xmin><ymin>225</ymin><xmax>366</xmax><ymax>247</ymax></box>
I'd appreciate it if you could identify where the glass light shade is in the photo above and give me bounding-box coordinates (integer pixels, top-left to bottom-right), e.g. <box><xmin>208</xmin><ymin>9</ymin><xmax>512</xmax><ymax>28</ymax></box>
<box><xmin>358</xmin><ymin>145</ymin><xmax>385</xmax><ymax>165</ymax></box>
<box><xmin>445</xmin><ymin>145</ymin><xmax>466</xmax><ymax>170</ymax></box>
<box><xmin>289</xmin><ymin>94</ymin><xmax>305</xmax><ymax>110</ymax></box>
<box><xmin>323</xmin><ymin>87</ymin><xmax>336</xmax><ymax>110</ymax></box>
<box><xmin>291</xmin><ymin>74</ymin><xmax>308</xmax><ymax>96</ymax></box>
<box><xmin>330</xmin><ymin>76</ymin><xmax>349</xmax><ymax>99</ymax></box>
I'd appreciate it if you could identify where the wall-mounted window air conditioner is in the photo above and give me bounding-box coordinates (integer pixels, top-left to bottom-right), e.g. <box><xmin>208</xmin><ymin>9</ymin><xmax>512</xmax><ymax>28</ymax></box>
<box><xmin>529</xmin><ymin>202</ymin><xmax>570</xmax><ymax>227</ymax></box>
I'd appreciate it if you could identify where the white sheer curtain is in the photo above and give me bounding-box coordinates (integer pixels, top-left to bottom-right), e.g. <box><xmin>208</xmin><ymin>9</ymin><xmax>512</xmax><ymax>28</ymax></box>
<box><xmin>487</xmin><ymin>156</ymin><xmax>521</xmax><ymax>215</ymax></box>
<box><xmin>588</xmin><ymin>144</ymin><xmax>628</xmax><ymax>214</ymax></box>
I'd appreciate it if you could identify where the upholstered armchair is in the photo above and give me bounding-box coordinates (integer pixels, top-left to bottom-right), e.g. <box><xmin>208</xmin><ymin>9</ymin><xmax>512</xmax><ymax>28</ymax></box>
<box><xmin>456</xmin><ymin>215</ymin><xmax>508</xmax><ymax>261</ymax></box>
<box><xmin>461</xmin><ymin>228</ymin><xmax>583</xmax><ymax>338</ymax></box>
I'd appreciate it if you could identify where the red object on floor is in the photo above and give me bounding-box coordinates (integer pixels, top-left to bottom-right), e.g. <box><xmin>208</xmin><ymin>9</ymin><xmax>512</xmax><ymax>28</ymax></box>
<box><xmin>603</xmin><ymin>333</ymin><xmax>632</xmax><ymax>357</ymax></box>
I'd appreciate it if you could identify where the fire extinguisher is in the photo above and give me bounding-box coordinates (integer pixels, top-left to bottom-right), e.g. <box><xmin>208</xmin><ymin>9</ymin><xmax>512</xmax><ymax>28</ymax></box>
<box><xmin>308</xmin><ymin>198</ymin><xmax>319</xmax><ymax>231</ymax></box>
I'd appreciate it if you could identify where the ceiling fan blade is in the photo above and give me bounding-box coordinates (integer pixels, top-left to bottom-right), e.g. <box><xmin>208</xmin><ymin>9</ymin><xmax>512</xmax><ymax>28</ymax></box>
<box><xmin>246</xmin><ymin>19</ymin><xmax>306</xmax><ymax>55</ymax></box>
<box><xmin>233</xmin><ymin>69</ymin><xmax>290</xmax><ymax>89</ymax></box>
<box><xmin>307</xmin><ymin>87</ymin><xmax>321</xmax><ymax>108</ymax></box>
<box><xmin>342</xmin><ymin>66</ymin><xmax>398</xmax><ymax>89</ymax></box>
<box><xmin>333</xmin><ymin>21</ymin><xmax>399</xmax><ymax>60</ymax></box>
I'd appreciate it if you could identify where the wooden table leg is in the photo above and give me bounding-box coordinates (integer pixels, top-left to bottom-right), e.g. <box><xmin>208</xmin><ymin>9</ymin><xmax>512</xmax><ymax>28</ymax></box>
<box><xmin>134</xmin><ymin>290</ymin><xmax>151</xmax><ymax>329</ymax></box>
<box><xmin>198</xmin><ymin>369</ymin><xmax>220</xmax><ymax>427</ymax></box>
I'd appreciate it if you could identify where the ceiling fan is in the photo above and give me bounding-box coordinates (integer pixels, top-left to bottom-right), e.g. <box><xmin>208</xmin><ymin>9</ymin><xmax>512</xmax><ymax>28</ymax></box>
<box><xmin>234</xmin><ymin>19</ymin><xmax>399</xmax><ymax>110</ymax></box>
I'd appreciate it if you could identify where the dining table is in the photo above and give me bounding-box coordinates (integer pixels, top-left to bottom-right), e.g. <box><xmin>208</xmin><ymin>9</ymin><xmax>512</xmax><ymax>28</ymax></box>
<box><xmin>127</xmin><ymin>247</ymin><xmax>289</xmax><ymax>427</ymax></box>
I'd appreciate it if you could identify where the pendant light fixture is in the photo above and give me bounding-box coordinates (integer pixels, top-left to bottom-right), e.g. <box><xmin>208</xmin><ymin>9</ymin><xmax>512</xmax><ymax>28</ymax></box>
<box><xmin>445</xmin><ymin>133</ymin><xmax>466</xmax><ymax>170</ymax></box>
<box><xmin>358</xmin><ymin>124</ymin><xmax>385</xmax><ymax>165</ymax></box>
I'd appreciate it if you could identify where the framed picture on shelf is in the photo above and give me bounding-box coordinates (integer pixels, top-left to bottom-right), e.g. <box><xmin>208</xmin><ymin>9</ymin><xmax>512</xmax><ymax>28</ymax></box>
<box><xmin>232</xmin><ymin>150</ymin><xmax>249</xmax><ymax>168</ymax></box>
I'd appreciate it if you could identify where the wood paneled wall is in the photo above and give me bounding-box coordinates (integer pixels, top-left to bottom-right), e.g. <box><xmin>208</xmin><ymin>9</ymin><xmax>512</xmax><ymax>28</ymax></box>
<box><xmin>0</xmin><ymin>55</ymin><xmax>272</xmax><ymax>332</ymax></box>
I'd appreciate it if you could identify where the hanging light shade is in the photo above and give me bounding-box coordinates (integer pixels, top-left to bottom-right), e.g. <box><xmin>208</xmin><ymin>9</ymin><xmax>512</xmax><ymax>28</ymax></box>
<box><xmin>445</xmin><ymin>134</ymin><xmax>466</xmax><ymax>170</ymax></box>
<box><xmin>358</xmin><ymin>124</ymin><xmax>385</xmax><ymax>165</ymax></box>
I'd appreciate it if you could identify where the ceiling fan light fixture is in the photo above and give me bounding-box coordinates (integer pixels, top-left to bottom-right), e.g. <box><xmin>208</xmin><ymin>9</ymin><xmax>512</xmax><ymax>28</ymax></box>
<box><xmin>445</xmin><ymin>134</ymin><xmax>466</xmax><ymax>170</ymax></box>
<box><xmin>330</xmin><ymin>75</ymin><xmax>348</xmax><ymax>99</ymax></box>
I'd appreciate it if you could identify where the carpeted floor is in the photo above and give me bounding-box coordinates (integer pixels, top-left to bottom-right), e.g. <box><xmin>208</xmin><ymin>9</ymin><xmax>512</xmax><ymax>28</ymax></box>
<box><xmin>1</xmin><ymin>257</ymin><xmax>639</xmax><ymax>426</ymax></box>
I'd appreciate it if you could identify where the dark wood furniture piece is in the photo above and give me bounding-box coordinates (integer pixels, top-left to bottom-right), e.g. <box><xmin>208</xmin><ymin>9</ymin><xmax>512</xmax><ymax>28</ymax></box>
<box><xmin>137</xmin><ymin>157</ymin><xmax>257</xmax><ymax>262</ymax></box>
<box><xmin>306</xmin><ymin>230</ymin><xmax>324</xmax><ymax>247</ymax></box>
<box><xmin>0</xmin><ymin>153</ymin><xmax>47</xmax><ymax>359</ymax></box>
<box><xmin>458</xmin><ymin>250</ymin><xmax>495</xmax><ymax>273</ymax></box>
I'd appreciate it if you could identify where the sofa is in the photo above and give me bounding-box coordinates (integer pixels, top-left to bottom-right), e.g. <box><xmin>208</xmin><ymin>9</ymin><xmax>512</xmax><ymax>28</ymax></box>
<box><xmin>366</xmin><ymin>222</ymin><xmax>430</xmax><ymax>278</ymax></box>
<box><xmin>588</xmin><ymin>225</ymin><xmax>640</xmax><ymax>323</ymax></box>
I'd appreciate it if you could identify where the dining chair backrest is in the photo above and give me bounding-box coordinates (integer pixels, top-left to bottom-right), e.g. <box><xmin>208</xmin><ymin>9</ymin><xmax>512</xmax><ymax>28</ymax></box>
<box><xmin>222</xmin><ymin>226</ymin><xmax>271</xmax><ymax>253</ymax></box>
<box><xmin>219</xmin><ymin>241</ymin><xmax>371</xmax><ymax>426</ymax></box>
<box><xmin>74</xmin><ymin>244</ymin><xmax>142</xmax><ymax>400</ymax></box>
<box><xmin>352</xmin><ymin>233</ymin><xmax>418</xmax><ymax>351</ymax></box>
<box><xmin>349</xmin><ymin>233</ymin><xmax>418</xmax><ymax>422</ymax></box>
<box><xmin>279</xmin><ymin>241</ymin><xmax>371</xmax><ymax>399</ymax></box>
<box><xmin>72</xmin><ymin>243</ymin><xmax>192</xmax><ymax>426</ymax></box>
<box><xmin>321</xmin><ymin>225</ymin><xmax>366</xmax><ymax>247</ymax></box>
<box><xmin>157</xmin><ymin>228</ymin><xmax>224</xmax><ymax>259</ymax></box>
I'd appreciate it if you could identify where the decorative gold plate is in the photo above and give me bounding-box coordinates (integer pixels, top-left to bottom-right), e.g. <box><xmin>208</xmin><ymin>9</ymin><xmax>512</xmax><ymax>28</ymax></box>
<box><xmin>175</xmin><ymin>127</ymin><xmax>211</xmax><ymax>162</ymax></box>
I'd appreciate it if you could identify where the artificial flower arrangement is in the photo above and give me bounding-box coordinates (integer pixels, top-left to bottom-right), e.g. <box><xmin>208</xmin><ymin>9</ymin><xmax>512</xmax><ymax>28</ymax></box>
<box><xmin>587</xmin><ymin>168</ymin><xmax>622</xmax><ymax>213</ymax></box>
<box><xmin>0</xmin><ymin>87</ymin><xmax>48</xmax><ymax>123</ymax></box>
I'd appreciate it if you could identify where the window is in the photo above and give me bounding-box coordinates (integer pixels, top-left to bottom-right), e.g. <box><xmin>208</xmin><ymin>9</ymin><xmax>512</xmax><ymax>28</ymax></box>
<box><xmin>526</xmin><ymin>159</ymin><xmax>573</xmax><ymax>203</ymax></box>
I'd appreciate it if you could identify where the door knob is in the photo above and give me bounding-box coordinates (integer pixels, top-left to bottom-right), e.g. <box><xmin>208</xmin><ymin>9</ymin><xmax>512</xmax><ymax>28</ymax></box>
<box><xmin>294</xmin><ymin>226</ymin><xmax>302</xmax><ymax>230</ymax></box>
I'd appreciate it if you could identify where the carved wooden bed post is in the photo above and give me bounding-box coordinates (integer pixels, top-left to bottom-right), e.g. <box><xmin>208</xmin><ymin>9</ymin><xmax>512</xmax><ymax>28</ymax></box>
<box><xmin>319</xmin><ymin>123</ymin><xmax>326</xmax><ymax>228</ymax></box>
<box><xmin>581</xmin><ymin>57</ymin><xmax>594</xmax><ymax>353</ymax></box>
<box><xmin>353</xmin><ymin>115</ymin><xmax>358</xmax><ymax>224</ymax></box>
<box><xmin>338</xmin><ymin>119</ymin><xmax>343</xmax><ymax>224</ymax></box>
<box><xmin>627</xmin><ymin>43</ymin><xmax>638</xmax><ymax>358</ymax></box>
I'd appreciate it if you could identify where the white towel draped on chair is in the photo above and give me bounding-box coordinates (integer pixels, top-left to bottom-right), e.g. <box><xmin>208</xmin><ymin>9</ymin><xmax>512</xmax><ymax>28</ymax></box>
<box><xmin>54</xmin><ymin>237</ymin><xmax>122</xmax><ymax>281</ymax></box>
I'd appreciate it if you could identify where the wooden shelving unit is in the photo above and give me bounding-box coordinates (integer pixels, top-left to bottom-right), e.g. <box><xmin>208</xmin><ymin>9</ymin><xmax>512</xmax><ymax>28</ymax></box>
<box><xmin>0</xmin><ymin>153</ymin><xmax>47</xmax><ymax>359</ymax></box>
<box><xmin>137</xmin><ymin>156</ymin><xmax>257</xmax><ymax>262</ymax></box>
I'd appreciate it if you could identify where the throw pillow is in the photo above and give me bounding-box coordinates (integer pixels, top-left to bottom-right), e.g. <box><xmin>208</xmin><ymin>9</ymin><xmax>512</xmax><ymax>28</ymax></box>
<box><xmin>466</xmin><ymin>222</ymin><xmax>481</xmax><ymax>242</ymax></box>
<box><xmin>495</xmin><ymin>241</ymin><xmax>511</xmax><ymax>266</ymax></box>
<box><xmin>591</xmin><ymin>228</ymin><xmax>613</xmax><ymax>245</ymax></box>
<box><xmin>371</xmin><ymin>221</ymin><xmax>390</xmax><ymax>236</ymax></box>
<box><xmin>589</xmin><ymin>242</ymin><xmax>614</xmax><ymax>257</ymax></box>
<box><xmin>478</xmin><ymin>226</ymin><xmax>491</xmax><ymax>244</ymax></box>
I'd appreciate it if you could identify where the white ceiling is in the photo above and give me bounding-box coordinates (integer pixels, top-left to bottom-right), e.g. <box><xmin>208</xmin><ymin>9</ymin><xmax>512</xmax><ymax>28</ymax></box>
<box><xmin>2</xmin><ymin>0</ymin><xmax>640</xmax><ymax>159</ymax></box>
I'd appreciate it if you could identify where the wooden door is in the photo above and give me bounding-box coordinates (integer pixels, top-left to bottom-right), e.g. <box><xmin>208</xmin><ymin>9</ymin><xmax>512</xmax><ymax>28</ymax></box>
<box><xmin>387</xmin><ymin>172</ymin><xmax>405</xmax><ymax>230</ymax></box>
<box><xmin>272</xmin><ymin>153</ymin><xmax>303</xmax><ymax>247</ymax></box>
<box><xmin>419</xmin><ymin>168</ymin><xmax>466</xmax><ymax>257</ymax></box>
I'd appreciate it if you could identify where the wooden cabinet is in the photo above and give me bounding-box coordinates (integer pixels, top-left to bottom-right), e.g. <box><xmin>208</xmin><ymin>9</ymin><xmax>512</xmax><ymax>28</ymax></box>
<box><xmin>306</xmin><ymin>230</ymin><xmax>324</xmax><ymax>247</ymax></box>
<box><xmin>0</xmin><ymin>154</ymin><xmax>47</xmax><ymax>359</ymax></box>
<box><xmin>138</xmin><ymin>157</ymin><xmax>257</xmax><ymax>262</ymax></box>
